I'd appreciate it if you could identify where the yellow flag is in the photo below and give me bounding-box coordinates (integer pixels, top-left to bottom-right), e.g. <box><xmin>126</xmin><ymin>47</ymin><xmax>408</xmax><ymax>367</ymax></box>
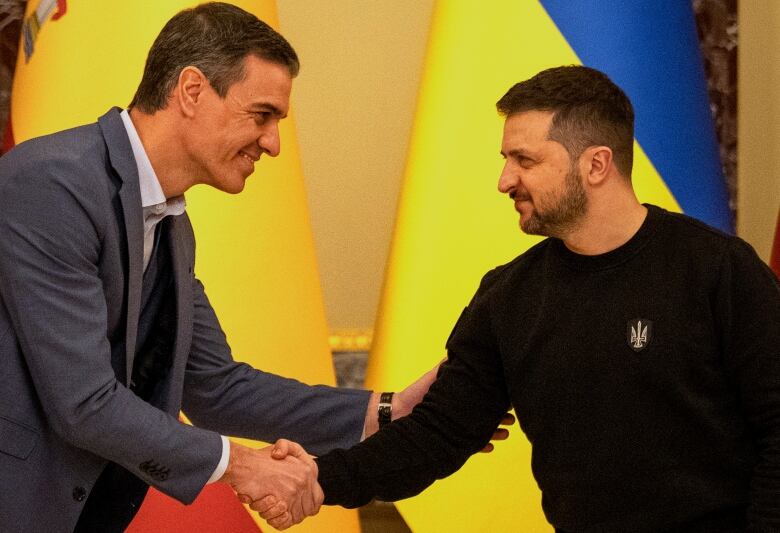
<box><xmin>12</xmin><ymin>1</ymin><xmax>358</xmax><ymax>531</ymax></box>
<box><xmin>366</xmin><ymin>2</ymin><xmax>679</xmax><ymax>532</ymax></box>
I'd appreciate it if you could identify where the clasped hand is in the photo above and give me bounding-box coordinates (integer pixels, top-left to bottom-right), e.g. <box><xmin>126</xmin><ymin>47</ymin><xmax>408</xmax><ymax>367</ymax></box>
<box><xmin>219</xmin><ymin>440</ymin><xmax>322</xmax><ymax>530</ymax></box>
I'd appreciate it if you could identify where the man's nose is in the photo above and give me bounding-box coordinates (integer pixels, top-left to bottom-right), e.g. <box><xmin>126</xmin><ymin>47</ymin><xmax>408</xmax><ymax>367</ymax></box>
<box><xmin>498</xmin><ymin>162</ymin><xmax>516</xmax><ymax>194</ymax></box>
<box><xmin>259</xmin><ymin>123</ymin><xmax>281</xmax><ymax>157</ymax></box>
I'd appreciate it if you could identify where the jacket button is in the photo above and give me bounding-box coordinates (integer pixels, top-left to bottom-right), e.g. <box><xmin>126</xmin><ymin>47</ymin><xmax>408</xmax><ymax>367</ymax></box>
<box><xmin>72</xmin><ymin>486</ymin><xmax>87</xmax><ymax>502</ymax></box>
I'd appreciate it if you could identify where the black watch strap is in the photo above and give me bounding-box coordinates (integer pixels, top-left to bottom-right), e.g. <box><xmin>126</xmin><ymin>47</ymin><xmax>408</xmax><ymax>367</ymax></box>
<box><xmin>378</xmin><ymin>391</ymin><xmax>394</xmax><ymax>428</ymax></box>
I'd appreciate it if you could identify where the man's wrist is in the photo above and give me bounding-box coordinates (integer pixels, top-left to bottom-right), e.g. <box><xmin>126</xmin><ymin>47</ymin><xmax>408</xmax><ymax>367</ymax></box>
<box><xmin>208</xmin><ymin>435</ymin><xmax>230</xmax><ymax>484</ymax></box>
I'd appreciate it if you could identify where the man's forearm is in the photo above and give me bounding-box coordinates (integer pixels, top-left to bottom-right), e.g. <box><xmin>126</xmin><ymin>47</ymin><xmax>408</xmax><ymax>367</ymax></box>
<box><xmin>362</xmin><ymin>363</ymin><xmax>442</xmax><ymax>439</ymax></box>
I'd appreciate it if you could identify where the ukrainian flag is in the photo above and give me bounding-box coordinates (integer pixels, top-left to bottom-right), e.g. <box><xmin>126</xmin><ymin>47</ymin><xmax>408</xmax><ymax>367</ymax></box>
<box><xmin>366</xmin><ymin>2</ymin><xmax>729</xmax><ymax>532</ymax></box>
<box><xmin>10</xmin><ymin>2</ymin><xmax>358</xmax><ymax>532</ymax></box>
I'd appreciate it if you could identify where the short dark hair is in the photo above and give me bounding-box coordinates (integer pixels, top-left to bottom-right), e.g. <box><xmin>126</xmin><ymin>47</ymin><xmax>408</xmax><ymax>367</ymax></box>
<box><xmin>130</xmin><ymin>2</ymin><xmax>299</xmax><ymax>113</ymax></box>
<box><xmin>496</xmin><ymin>66</ymin><xmax>634</xmax><ymax>177</ymax></box>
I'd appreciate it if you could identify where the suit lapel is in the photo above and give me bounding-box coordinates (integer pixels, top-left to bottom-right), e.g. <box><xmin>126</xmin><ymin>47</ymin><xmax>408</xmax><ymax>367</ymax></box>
<box><xmin>166</xmin><ymin>215</ymin><xmax>193</xmax><ymax>412</ymax></box>
<box><xmin>98</xmin><ymin>107</ymin><xmax>144</xmax><ymax>386</ymax></box>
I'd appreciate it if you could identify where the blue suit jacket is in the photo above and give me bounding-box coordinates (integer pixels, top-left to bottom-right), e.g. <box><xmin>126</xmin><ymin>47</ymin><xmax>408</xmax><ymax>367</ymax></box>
<box><xmin>0</xmin><ymin>108</ymin><xmax>369</xmax><ymax>532</ymax></box>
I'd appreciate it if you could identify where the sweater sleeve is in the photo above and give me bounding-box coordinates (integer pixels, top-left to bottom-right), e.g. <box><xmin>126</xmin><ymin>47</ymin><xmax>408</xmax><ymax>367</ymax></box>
<box><xmin>316</xmin><ymin>272</ymin><xmax>511</xmax><ymax>508</ymax></box>
<box><xmin>717</xmin><ymin>239</ymin><xmax>780</xmax><ymax>530</ymax></box>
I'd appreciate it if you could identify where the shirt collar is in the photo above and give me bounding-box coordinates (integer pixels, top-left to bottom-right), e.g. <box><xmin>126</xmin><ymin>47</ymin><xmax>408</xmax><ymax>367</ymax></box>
<box><xmin>119</xmin><ymin>108</ymin><xmax>185</xmax><ymax>215</ymax></box>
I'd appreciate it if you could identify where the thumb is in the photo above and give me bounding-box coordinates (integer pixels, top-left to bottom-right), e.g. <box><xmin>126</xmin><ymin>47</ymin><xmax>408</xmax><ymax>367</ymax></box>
<box><xmin>271</xmin><ymin>439</ymin><xmax>292</xmax><ymax>459</ymax></box>
<box><xmin>281</xmin><ymin>439</ymin><xmax>308</xmax><ymax>459</ymax></box>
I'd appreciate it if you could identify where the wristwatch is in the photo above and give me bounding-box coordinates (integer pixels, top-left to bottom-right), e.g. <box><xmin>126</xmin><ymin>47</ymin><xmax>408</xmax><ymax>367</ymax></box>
<box><xmin>378</xmin><ymin>391</ymin><xmax>394</xmax><ymax>428</ymax></box>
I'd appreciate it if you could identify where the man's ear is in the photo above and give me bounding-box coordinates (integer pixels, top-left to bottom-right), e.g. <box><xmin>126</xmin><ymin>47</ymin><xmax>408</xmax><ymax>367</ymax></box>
<box><xmin>175</xmin><ymin>66</ymin><xmax>208</xmax><ymax>118</ymax></box>
<box><xmin>582</xmin><ymin>145</ymin><xmax>613</xmax><ymax>186</ymax></box>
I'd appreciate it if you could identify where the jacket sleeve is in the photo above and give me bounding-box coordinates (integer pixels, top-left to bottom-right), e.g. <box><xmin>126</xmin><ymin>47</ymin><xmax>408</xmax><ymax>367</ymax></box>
<box><xmin>180</xmin><ymin>276</ymin><xmax>370</xmax><ymax>456</ymax></box>
<box><xmin>717</xmin><ymin>238</ymin><xmax>780</xmax><ymax>531</ymax></box>
<box><xmin>316</xmin><ymin>271</ymin><xmax>511</xmax><ymax>507</ymax></box>
<box><xmin>0</xmin><ymin>153</ymin><xmax>222</xmax><ymax>504</ymax></box>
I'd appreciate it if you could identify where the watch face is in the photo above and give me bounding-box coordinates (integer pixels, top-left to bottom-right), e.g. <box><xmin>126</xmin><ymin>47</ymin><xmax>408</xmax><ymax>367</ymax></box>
<box><xmin>378</xmin><ymin>404</ymin><xmax>392</xmax><ymax>426</ymax></box>
<box><xmin>378</xmin><ymin>392</ymin><xmax>394</xmax><ymax>427</ymax></box>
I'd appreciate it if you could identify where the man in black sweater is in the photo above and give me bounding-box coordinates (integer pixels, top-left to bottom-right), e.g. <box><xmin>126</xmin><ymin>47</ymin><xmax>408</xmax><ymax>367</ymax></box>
<box><xmin>276</xmin><ymin>66</ymin><xmax>779</xmax><ymax>531</ymax></box>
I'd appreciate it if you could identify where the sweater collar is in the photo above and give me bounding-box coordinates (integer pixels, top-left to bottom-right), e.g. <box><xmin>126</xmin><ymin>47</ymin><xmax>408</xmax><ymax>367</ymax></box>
<box><xmin>551</xmin><ymin>204</ymin><xmax>663</xmax><ymax>272</ymax></box>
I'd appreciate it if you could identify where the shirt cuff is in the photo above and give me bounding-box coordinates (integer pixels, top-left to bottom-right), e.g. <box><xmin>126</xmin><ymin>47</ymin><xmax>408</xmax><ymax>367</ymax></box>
<box><xmin>207</xmin><ymin>435</ymin><xmax>230</xmax><ymax>484</ymax></box>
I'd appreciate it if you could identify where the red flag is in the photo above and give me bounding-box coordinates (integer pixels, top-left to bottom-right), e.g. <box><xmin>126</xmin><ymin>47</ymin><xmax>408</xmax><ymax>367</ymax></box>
<box><xmin>771</xmin><ymin>207</ymin><xmax>780</xmax><ymax>278</ymax></box>
<box><xmin>2</xmin><ymin>119</ymin><xmax>13</xmax><ymax>154</ymax></box>
<box><xmin>127</xmin><ymin>485</ymin><xmax>261</xmax><ymax>533</ymax></box>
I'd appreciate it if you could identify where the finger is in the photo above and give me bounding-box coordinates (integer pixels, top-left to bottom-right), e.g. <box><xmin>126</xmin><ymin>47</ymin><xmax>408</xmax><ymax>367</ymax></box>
<box><xmin>250</xmin><ymin>494</ymin><xmax>282</xmax><ymax>516</ymax></box>
<box><xmin>272</xmin><ymin>439</ymin><xmax>291</xmax><ymax>459</ymax></box>
<box><xmin>300</xmin><ymin>479</ymin><xmax>315</xmax><ymax>517</ymax></box>
<box><xmin>280</xmin><ymin>439</ymin><xmax>308</xmax><ymax>460</ymax></box>
<box><xmin>267</xmin><ymin>511</ymin><xmax>293</xmax><ymax>531</ymax></box>
<box><xmin>500</xmin><ymin>412</ymin><xmax>516</xmax><ymax>425</ymax></box>
<box><xmin>284</xmin><ymin>472</ymin><xmax>308</xmax><ymax>526</ymax></box>
<box><xmin>289</xmin><ymin>493</ymin><xmax>306</xmax><ymax>526</ymax></box>
<box><xmin>301</xmin><ymin>470</ymin><xmax>322</xmax><ymax>517</ymax></box>
<box><xmin>257</xmin><ymin>501</ymin><xmax>288</xmax><ymax>520</ymax></box>
<box><xmin>491</xmin><ymin>428</ymin><xmax>510</xmax><ymax>441</ymax></box>
<box><xmin>286</xmin><ymin>444</ymin><xmax>319</xmax><ymax>475</ymax></box>
<box><xmin>237</xmin><ymin>493</ymin><xmax>253</xmax><ymax>505</ymax></box>
<box><xmin>253</xmin><ymin>501</ymin><xmax>284</xmax><ymax>518</ymax></box>
<box><xmin>479</xmin><ymin>442</ymin><xmax>495</xmax><ymax>453</ymax></box>
<box><xmin>313</xmin><ymin>482</ymin><xmax>324</xmax><ymax>513</ymax></box>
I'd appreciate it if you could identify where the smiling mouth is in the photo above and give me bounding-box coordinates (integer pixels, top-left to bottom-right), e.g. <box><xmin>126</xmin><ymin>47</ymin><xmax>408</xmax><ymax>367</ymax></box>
<box><xmin>239</xmin><ymin>150</ymin><xmax>259</xmax><ymax>164</ymax></box>
<box><xmin>512</xmin><ymin>192</ymin><xmax>531</xmax><ymax>203</ymax></box>
<box><xmin>513</xmin><ymin>196</ymin><xmax>533</xmax><ymax>215</ymax></box>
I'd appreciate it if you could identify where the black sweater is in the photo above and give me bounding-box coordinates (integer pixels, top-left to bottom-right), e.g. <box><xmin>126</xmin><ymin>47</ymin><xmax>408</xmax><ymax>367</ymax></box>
<box><xmin>317</xmin><ymin>205</ymin><xmax>780</xmax><ymax>532</ymax></box>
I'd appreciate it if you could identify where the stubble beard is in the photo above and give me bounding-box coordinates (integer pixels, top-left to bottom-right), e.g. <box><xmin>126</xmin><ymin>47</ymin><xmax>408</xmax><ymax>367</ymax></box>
<box><xmin>520</xmin><ymin>164</ymin><xmax>588</xmax><ymax>238</ymax></box>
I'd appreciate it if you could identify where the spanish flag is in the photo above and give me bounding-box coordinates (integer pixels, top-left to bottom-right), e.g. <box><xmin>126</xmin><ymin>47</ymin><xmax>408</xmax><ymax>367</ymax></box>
<box><xmin>771</xmin><ymin>208</ymin><xmax>780</xmax><ymax>278</ymax></box>
<box><xmin>10</xmin><ymin>2</ymin><xmax>358</xmax><ymax>532</ymax></box>
<box><xmin>365</xmin><ymin>2</ymin><xmax>729</xmax><ymax>532</ymax></box>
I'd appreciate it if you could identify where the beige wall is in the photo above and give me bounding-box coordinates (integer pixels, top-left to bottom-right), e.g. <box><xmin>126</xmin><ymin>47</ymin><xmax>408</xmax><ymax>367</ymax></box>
<box><xmin>278</xmin><ymin>1</ymin><xmax>434</xmax><ymax>333</ymax></box>
<box><xmin>738</xmin><ymin>1</ymin><xmax>780</xmax><ymax>262</ymax></box>
<box><xmin>280</xmin><ymin>2</ymin><xmax>778</xmax><ymax>334</ymax></box>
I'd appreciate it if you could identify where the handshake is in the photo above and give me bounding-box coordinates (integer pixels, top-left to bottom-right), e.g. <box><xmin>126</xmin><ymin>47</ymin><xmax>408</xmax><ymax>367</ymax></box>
<box><xmin>217</xmin><ymin>363</ymin><xmax>448</xmax><ymax>529</ymax></box>
<box><xmin>220</xmin><ymin>439</ymin><xmax>323</xmax><ymax>530</ymax></box>
<box><xmin>217</xmin><ymin>362</ymin><xmax>515</xmax><ymax>530</ymax></box>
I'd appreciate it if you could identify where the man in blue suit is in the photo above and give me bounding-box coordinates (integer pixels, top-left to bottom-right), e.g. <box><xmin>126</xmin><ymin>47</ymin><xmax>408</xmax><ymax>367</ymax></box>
<box><xmin>0</xmin><ymin>3</ymin><xmax>440</xmax><ymax>531</ymax></box>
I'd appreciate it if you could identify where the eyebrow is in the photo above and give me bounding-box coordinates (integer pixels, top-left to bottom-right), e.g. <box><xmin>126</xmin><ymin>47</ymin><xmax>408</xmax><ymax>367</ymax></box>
<box><xmin>501</xmin><ymin>148</ymin><xmax>532</xmax><ymax>159</ymax></box>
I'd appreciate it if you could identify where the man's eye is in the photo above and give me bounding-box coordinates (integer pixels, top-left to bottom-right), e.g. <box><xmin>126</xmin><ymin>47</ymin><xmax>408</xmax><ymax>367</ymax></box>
<box><xmin>254</xmin><ymin>112</ymin><xmax>270</xmax><ymax>123</ymax></box>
